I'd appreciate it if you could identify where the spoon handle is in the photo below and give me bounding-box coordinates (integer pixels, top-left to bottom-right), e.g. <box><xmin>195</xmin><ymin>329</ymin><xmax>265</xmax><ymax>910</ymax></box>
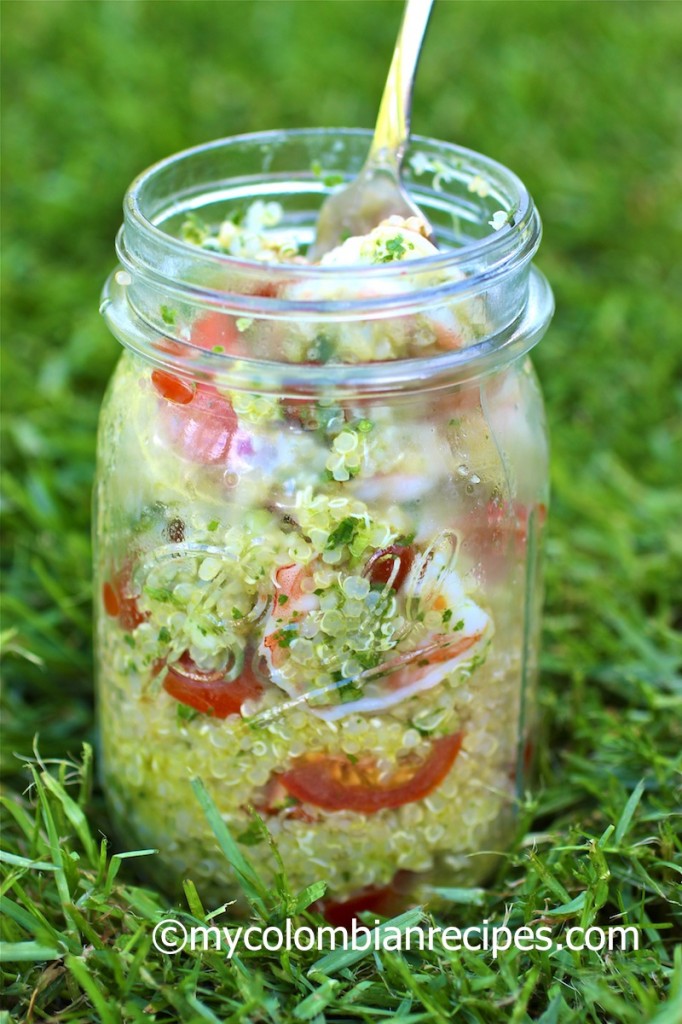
<box><xmin>368</xmin><ymin>0</ymin><xmax>435</xmax><ymax>171</ymax></box>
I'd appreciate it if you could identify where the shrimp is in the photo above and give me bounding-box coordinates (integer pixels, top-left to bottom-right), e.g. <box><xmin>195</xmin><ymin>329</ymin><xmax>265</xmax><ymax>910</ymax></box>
<box><xmin>257</xmin><ymin>533</ymin><xmax>490</xmax><ymax>720</ymax></box>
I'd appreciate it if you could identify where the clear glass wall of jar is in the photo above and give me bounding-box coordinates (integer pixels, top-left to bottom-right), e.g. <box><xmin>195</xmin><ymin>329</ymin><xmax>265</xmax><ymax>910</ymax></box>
<box><xmin>96</xmin><ymin>130</ymin><xmax>553</xmax><ymax>916</ymax></box>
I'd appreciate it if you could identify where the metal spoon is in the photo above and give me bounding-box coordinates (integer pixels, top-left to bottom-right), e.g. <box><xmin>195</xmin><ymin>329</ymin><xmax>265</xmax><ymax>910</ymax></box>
<box><xmin>309</xmin><ymin>0</ymin><xmax>435</xmax><ymax>261</ymax></box>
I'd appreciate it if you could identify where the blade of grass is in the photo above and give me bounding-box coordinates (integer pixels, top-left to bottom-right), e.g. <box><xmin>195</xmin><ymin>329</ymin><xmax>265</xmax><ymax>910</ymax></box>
<box><xmin>1</xmin><ymin>941</ymin><xmax>63</xmax><ymax>963</ymax></box>
<box><xmin>102</xmin><ymin>848</ymin><xmax>158</xmax><ymax>897</ymax></box>
<box><xmin>425</xmin><ymin>887</ymin><xmax>486</xmax><ymax>905</ymax></box>
<box><xmin>615</xmin><ymin>779</ymin><xmax>647</xmax><ymax>844</ymax></box>
<box><xmin>190</xmin><ymin>777</ymin><xmax>269</xmax><ymax>916</ymax></box>
<box><xmin>292</xmin><ymin>977</ymin><xmax>340</xmax><ymax>1020</ymax></box>
<box><xmin>39</xmin><ymin>769</ymin><xmax>98</xmax><ymax>864</ymax></box>
<box><xmin>309</xmin><ymin>907</ymin><xmax>424</xmax><ymax>976</ymax></box>
<box><xmin>0</xmin><ymin>850</ymin><xmax>58</xmax><ymax>871</ymax></box>
<box><xmin>30</xmin><ymin>765</ymin><xmax>78</xmax><ymax>939</ymax></box>
<box><xmin>65</xmin><ymin>953</ymin><xmax>119</xmax><ymax>1024</ymax></box>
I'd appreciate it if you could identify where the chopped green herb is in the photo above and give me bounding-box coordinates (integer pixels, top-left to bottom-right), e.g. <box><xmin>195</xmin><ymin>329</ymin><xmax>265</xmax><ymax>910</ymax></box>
<box><xmin>207</xmin><ymin>519</ymin><xmax>219</xmax><ymax>532</ymax></box>
<box><xmin>374</xmin><ymin>233</ymin><xmax>415</xmax><ymax>263</ymax></box>
<box><xmin>308</xmin><ymin>333</ymin><xmax>335</xmax><ymax>364</ymax></box>
<box><xmin>275</xmin><ymin>626</ymin><xmax>296</xmax><ymax>649</ymax></box>
<box><xmin>176</xmin><ymin>703</ymin><xmax>198</xmax><ymax>724</ymax></box>
<box><xmin>158</xmin><ymin>626</ymin><xmax>171</xmax><ymax>643</ymax></box>
<box><xmin>326</xmin><ymin>516</ymin><xmax>359</xmax><ymax>550</ymax></box>
<box><xmin>278</xmin><ymin>594</ymin><xmax>289</xmax><ymax>606</ymax></box>
<box><xmin>338</xmin><ymin>680</ymin><xmax>363</xmax><ymax>703</ymax></box>
<box><xmin>144</xmin><ymin>586</ymin><xmax>174</xmax><ymax>604</ymax></box>
<box><xmin>160</xmin><ymin>305</ymin><xmax>176</xmax><ymax>326</ymax></box>
<box><xmin>356</xmin><ymin>418</ymin><xmax>374</xmax><ymax>433</ymax></box>
<box><xmin>356</xmin><ymin>650</ymin><xmax>383</xmax><ymax>671</ymax></box>
<box><xmin>311</xmin><ymin>161</ymin><xmax>344</xmax><ymax>187</ymax></box>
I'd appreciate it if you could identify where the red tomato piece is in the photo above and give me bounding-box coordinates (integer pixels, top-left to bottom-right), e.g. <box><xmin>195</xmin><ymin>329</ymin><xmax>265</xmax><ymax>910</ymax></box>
<box><xmin>364</xmin><ymin>545</ymin><xmax>415</xmax><ymax>591</ymax></box>
<box><xmin>251</xmin><ymin>776</ymin><xmax>318</xmax><ymax>823</ymax></box>
<box><xmin>190</xmin><ymin>283</ymin><xmax>282</xmax><ymax>358</ymax></box>
<box><xmin>151</xmin><ymin>369</ymin><xmax>195</xmax><ymax>405</ymax></box>
<box><xmin>279</xmin><ymin>731</ymin><xmax>464</xmax><ymax>813</ymax></box>
<box><xmin>152</xmin><ymin>338</ymin><xmax>188</xmax><ymax>358</ymax></box>
<box><xmin>116</xmin><ymin>566</ymin><xmax>148</xmax><ymax>631</ymax></box>
<box><xmin>102</xmin><ymin>581</ymin><xmax>120</xmax><ymax>617</ymax></box>
<box><xmin>151</xmin><ymin>317</ymin><xmax>247</xmax><ymax>465</ymax></box>
<box><xmin>190</xmin><ymin>311</ymin><xmax>244</xmax><ymax>356</ymax></box>
<box><xmin>316</xmin><ymin>870</ymin><xmax>415</xmax><ymax>927</ymax></box>
<box><xmin>163</xmin><ymin>653</ymin><xmax>264</xmax><ymax>718</ymax></box>
<box><xmin>251</xmin><ymin>281</ymin><xmax>280</xmax><ymax>299</ymax></box>
<box><xmin>322</xmin><ymin>885</ymin><xmax>402</xmax><ymax>928</ymax></box>
<box><xmin>103</xmin><ymin>564</ymin><xmax>148</xmax><ymax>631</ymax></box>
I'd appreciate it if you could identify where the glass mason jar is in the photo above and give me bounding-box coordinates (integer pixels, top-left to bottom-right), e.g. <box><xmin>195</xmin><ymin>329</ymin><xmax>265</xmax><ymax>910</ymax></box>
<box><xmin>96</xmin><ymin>129</ymin><xmax>553</xmax><ymax>917</ymax></box>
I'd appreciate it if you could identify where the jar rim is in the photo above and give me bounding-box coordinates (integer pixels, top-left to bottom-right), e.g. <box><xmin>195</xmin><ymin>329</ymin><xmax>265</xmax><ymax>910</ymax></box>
<box><xmin>103</xmin><ymin>128</ymin><xmax>554</xmax><ymax>392</ymax></box>
<box><xmin>123</xmin><ymin>127</ymin><xmax>539</xmax><ymax>285</ymax></box>
<box><xmin>102</xmin><ymin>264</ymin><xmax>554</xmax><ymax>395</ymax></box>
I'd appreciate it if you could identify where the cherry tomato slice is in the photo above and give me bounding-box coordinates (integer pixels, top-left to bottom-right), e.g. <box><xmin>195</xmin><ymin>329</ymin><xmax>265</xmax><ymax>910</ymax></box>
<box><xmin>364</xmin><ymin>545</ymin><xmax>415</xmax><ymax>591</ymax></box>
<box><xmin>154</xmin><ymin>309</ymin><xmax>263</xmax><ymax>464</ymax></box>
<box><xmin>102</xmin><ymin>563</ymin><xmax>148</xmax><ymax>631</ymax></box>
<box><xmin>190</xmin><ymin>284</ymin><xmax>282</xmax><ymax>357</ymax></box>
<box><xmin>252</xmin><ymin>776</ymin><xmax>318</xmax><ymax>823</ymax></box>
<box><xmin>322</xmin><ymin>885</ymin><xmax>402</xmax><ymax>928</ymax></box>
<box><xmin>102</xmin><ymin>581</ymin><xmax>120</xmax><ymax>617</ymax></box>
<box><xmin>190</xmin><ymin>311</ymin><xmax>244</xmax><ymax>356</ymax></box>
<box><xmin>151</xmin><ymin>370</ymin><xmax>195</xmax><ymax>405</ymax></box>
<box><xmin>279</xmin><ymin>731</ymin><xmax>464</xmax><ymax>813</ymax></box>
<box><xmin>152</xmin><ymin>338</ymin><xmax>188</xmax><ymax>358</ymax></box>
<box><xmin>163</xmin><ymin>653</ymin><xmax>263</xmax><ymax>718</ymax></box>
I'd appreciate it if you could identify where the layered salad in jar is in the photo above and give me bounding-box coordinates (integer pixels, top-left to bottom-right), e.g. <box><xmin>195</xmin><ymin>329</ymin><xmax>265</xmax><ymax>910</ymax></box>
<box><xmin>96</xmin><ymin>205</ymin><xmax>547</xmax><ymax>917</ymax></box>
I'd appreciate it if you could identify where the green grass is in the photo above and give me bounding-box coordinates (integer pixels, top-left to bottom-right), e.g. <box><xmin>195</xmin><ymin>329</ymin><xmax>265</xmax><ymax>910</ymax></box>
<box><xmin>1</xmin><ymin>1</ymin><xmax>681</xmax><ymax>1021</ymax></box>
